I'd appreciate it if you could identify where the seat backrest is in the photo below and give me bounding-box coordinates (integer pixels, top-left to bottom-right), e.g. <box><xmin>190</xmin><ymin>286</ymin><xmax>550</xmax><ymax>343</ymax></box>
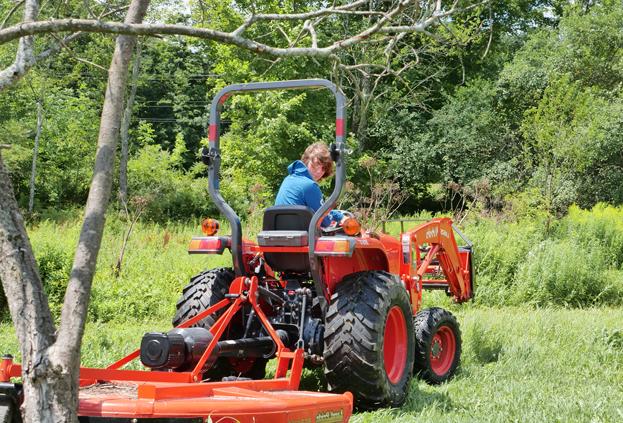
<box><xmin>262</xmin><ymin>205</ymin><xmax>314</xmax><ymax>231</ymax></box>
<box><xmin>260</xmin><ymin>206</ymin><xmax>314</xmax><ymax>273</ymax></box>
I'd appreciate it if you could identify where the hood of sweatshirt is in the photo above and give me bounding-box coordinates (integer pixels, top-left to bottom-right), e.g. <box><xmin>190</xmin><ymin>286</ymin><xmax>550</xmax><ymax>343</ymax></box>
<box><xmin>287</xmin><ymin>160</ymin><xmax>313</xmax><ymax>180</ymax></box>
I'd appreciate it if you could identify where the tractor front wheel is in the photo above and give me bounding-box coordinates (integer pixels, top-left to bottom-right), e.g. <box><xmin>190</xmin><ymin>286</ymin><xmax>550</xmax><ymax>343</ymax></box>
<box><xmin>324</xmin><ymin>271</ymin><xmax>415</xmax><ymax>409</ymax></box>
<box><xmin>413</xmin><ymin>307</ymin><xmax>461</xmax><ymax>384</ymax></box>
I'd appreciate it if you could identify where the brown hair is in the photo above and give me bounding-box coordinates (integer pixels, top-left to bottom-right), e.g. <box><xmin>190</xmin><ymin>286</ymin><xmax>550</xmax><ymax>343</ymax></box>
<box><xmin>301</xmin><ymin>142</ymin><xmax>334</xmax><ymax>180</ymax></box>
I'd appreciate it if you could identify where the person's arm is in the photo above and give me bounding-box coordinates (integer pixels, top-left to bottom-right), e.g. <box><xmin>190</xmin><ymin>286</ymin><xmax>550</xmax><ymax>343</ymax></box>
<box><xmin>303</xmin><ymin>184</ymin><xmax>344</xmax><ymax>227</ymax></box>
<box><xmin>303</xmin><ymin>183</ymin><xmax>322</xmax><ymax>212</ymax></box>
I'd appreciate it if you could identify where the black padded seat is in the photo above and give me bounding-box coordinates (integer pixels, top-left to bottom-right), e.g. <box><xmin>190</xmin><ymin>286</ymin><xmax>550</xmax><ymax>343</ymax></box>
<box><xmin>258</xmin><ymin>206</ymin><xmax>314</xmax><ymax>273</ymax></box>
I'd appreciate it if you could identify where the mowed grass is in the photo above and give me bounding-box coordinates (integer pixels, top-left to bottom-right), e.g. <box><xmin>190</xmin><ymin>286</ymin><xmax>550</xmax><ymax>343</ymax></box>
<box><xmin>355</xmin><ymin>307</ymin><xmax>623</xmax><ymax>422</ymax></box>
<box><xmin>1</xmin><ymin>307</ymin><xmax>621</xmax><ymax>422</ymax></box>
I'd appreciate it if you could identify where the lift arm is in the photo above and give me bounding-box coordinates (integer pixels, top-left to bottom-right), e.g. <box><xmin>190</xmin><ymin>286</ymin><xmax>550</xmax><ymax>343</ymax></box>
<box><xmin>401</xmin><ymin>218</ymin><xmax>473</xmax><ymax>305</ymax></box>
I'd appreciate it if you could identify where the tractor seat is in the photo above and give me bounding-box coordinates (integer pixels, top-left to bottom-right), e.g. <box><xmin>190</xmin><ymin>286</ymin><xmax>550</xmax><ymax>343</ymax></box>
<box><xmin>257</xmin><ymin>206</ymin><xmax>313</xmax><ymax>273</ymax></box>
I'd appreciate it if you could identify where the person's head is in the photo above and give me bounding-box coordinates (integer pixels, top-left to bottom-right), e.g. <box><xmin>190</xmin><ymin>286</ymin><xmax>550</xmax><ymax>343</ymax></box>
<box><xmin>301</xmin><ymin>142</ymin><xmax>333</xmax><ymax>181</ymax></box>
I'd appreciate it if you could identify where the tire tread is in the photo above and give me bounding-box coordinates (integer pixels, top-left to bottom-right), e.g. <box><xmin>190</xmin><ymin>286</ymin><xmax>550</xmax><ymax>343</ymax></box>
<box><xmin>324</xmin><ymin>271</ymin><xmax>414</xmax><ymax>409</ymax></box>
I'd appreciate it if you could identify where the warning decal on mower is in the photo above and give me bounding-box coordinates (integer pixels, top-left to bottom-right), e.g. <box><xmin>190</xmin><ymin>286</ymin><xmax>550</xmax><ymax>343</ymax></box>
<box><xmin>315</xmin><ymin>410</ymin><xmax>344</xmax><ymax>423</ymax></box>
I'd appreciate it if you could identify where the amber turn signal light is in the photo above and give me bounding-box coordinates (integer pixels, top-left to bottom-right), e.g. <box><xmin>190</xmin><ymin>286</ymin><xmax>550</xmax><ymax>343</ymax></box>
<box><xmin>201</xmin><ymin>218</ymin><xmax>220</xmax><ymax>236</ymax></box>
<box><xmin>342</xmin><ymin>217</ymin><xmax>361</xmax><ymax>236</ymax></box>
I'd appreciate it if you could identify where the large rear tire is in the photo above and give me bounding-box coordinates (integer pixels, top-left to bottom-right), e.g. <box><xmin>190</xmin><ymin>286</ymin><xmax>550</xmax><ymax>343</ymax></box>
<box><xmin>413</xmin><ymin>307</ymin><xmax>461</xmax><ymax>384</ymax></box>
<box><xmin>324</xmin><ymin>271</ymin><xmax>415</xmax><ymax>409</ymax></box>
<box><xmin>172</xmin><ymin>268</ymin><xmax>267</xmax><ymax>380</ymax></box>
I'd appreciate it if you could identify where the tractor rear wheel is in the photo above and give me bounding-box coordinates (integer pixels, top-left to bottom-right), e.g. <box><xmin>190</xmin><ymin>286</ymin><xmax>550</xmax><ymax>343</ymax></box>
<box><xmin>172</xmin><ymin>268</ymin><xmax>267</xmax><ymax>380</ymax></box>
<box><xmin>413</xmin><ymin>307</ymin><xmax>461</xmax><ymax>384</ymax></box>
<box><xmin>324</xmin><ymin>271</ymin><xmax>415</xmax><ymax>409</ymax></box>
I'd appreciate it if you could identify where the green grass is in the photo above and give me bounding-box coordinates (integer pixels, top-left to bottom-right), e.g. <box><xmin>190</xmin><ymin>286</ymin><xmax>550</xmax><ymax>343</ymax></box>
<box><xmin>1</xmin><ymin>307</ymin><xmax>621</xmax><ymax>421</ymax></box>
<box><xmin>355</xmin><ymin>307</ymin><xmax>623</xmax><ymax>422</ymax></box>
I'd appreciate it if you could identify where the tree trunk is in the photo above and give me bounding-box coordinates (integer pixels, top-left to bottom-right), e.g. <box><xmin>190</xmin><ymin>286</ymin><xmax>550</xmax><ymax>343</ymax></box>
<box><xmin>43</xmin><ymin>0</ymin><xmax>149</xmax><ymax>421</ymax></box>
<box><xmin>0</xmin><ymin>1</ymin><xmax>149</xmax><ymax>422</ymax></box>
<box><xmin>0</xmin><ymin>151</ymin><xmax>58</xmax><ymax>422</ymax></box>
<box><xmin>28</xmin><ymin>100</ymin><xmax>43</xmax><ymax>214</ymax></box>
<box><xmin>119</xmin><ymin>41</ymin><xmax>141</xmax><ymax>206</ymax></box>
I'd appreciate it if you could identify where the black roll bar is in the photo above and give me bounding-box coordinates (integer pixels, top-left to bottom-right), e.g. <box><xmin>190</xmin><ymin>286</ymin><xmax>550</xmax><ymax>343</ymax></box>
<box><xmin>205</xmin><ymin>79</ymin><xmax>347</xmax><ymax>300</ymax></box>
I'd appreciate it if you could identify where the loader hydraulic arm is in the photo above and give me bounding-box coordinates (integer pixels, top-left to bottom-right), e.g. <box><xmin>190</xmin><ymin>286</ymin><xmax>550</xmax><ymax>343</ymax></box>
<box><xmin>401</xmin><ymin>218</ymin><xmax>473</xmax><ymax>305</ymax></box>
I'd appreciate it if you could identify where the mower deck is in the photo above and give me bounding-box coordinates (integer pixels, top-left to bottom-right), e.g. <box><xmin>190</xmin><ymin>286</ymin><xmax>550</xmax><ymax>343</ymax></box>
<box><xmin>78</xmin><ymin>380</ymin><xmax>352</xmax><ymax>422</ymax></box>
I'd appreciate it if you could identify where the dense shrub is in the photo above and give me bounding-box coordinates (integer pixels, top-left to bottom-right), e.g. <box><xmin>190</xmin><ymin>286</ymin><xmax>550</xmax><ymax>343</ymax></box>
<box><xmin>469</xmin><ymin>204</ymin><xmax>623</xmax><ymax>307</ymax></box>
<box><xmin>36</xmin><ymin>244</ymin><xmax>73</xmax><ymax>318</ymax></box>
<box><xmin>0</xmin><ymin>237</ymin><xmax>74</xmax><ymax>320</ymax></box>
<box><xmin>512</xmin><ymin>239</ymin><xmax>621</xmax><ymax>307</ymax></box>
<box><xmin>468</xmin><ymin>218</ymin><xmax>544</xmax><ymax>306</ymax></box>
<box><xmin>126</xmin><ymin>138</ymin><xmax>215</xmax><ymax>221</ymax></box>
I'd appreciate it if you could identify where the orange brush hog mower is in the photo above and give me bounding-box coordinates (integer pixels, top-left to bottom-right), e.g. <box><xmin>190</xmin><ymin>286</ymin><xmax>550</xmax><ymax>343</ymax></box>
<box><xmin>0</xmin><ymin>80</ymin><xmax>474</xmax><ymax>422</ymax></box>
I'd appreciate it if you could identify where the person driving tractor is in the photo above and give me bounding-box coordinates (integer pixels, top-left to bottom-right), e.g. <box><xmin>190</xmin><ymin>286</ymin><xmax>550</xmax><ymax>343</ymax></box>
<box><xmin>274</xmin><ymin>142</ymin><xmax>344</xmax><ymax>227</ymax></box>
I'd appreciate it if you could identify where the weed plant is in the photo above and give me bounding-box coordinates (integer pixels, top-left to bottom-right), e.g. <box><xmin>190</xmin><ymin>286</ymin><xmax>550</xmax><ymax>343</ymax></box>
<box><xmin>464</xmin><ymin>204</ymin><xmax>623</xmax><ymax>307</ymax></box>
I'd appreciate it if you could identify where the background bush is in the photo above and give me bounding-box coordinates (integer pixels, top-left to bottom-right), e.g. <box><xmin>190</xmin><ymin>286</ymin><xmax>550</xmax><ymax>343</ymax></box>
<box><xmin>468</xmin><ymin>204</ymin><xmax>623</xmax><ymax>307</ymax></box>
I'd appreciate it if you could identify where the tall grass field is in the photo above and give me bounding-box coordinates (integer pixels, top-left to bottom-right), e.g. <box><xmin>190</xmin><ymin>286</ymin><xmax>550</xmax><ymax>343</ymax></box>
<box><xmin>0</xmin><ymin>204</ymin><xmax>622</xmax><ymax>420</ymax></box>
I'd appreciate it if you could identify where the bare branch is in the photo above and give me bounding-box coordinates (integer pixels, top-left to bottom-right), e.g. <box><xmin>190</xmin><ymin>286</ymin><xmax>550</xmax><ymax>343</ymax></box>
<box><xmin>0</xmin><ymin>3</ymin><xmax>129</xmax><ymax>91</ymax></box>
<box><xmin>47</xmin><ymin>32</ymin><xmax>106</xmax><ymax>70</ymax></box>
<box><xmin>380</xmin><ymin>0</ymin><xmax>486</xmax><ymax>34</ymax></box>
<box><xmin>232</xmin><ymin>0</ymin><xmax>368</xmax><ymax>37</ymax></box>
<box><xmin>275</xmin><ymin>25</ymin><xmax>292</xmax><ymax>45</ymax></box>
<box><xmin>481</xmin><ymin>3</ymin><xmax>493</xmax><ymax>59</ymax></box>
<box><xmin>0</xmin><ymin>1</ymin><xmax>486</xmax><ymax>60</ymax></box>
<box><xmin>247</xmin><ymin>0</ymin><xmax>368</xmax><ymax>22</ymax></box>
<box><xmin>0</xmin><ymin>0</ymin><xmax>25</xmax><ymax>29</ymax></box>
<box><xmin>35</xmin><ymin>30</ymin><xmax>83</xmax><ymax>61</ymax></box>
<box><xmin>326</xmin><ymin>0</ymin><xmax>414</xmax><ymax>52</ymax></box>
<box><xmin>303</xmin><ymin>20</ymin><xmax>318</xmax><ymax>49</ymax></box>
<box><xmin>0</xmin><ymin>0</ymin><xmax>38</xmax><ymax>91</ymax></box>
<box><xmin>232</xmin><ymin>13</ymin><xmax>255</xmax><ymax>37</ymax></box>
<box><xmin>73</xmin><ymin>56</ymin><xmax>107</xmax><ymax>71</ymax></box>
<box><xmin>83</xmin><ymin>0</ymin><xmax>96</xmax><ymax>19</ymax></box>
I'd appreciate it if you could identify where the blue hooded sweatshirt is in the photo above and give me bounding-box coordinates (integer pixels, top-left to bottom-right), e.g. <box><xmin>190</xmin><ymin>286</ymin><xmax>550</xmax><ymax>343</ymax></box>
<box><xmin>275</xmin><ymin>160</ymin><xmax>342</xmax><ymax>227</ymax></box>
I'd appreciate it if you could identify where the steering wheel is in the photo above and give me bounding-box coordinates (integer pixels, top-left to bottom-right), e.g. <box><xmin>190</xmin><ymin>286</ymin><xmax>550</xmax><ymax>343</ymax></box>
<box><xmin>321</xmin><ymin>225</ymin><xmax>343</xmax><ymax>235</ymax></box>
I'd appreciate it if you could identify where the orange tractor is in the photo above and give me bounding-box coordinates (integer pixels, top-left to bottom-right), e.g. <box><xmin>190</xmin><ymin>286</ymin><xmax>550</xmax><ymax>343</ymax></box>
<box><xmin>0</xmin><ymin>79</ymin><xmax>474</xmax><ymax>422</ymax></box>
